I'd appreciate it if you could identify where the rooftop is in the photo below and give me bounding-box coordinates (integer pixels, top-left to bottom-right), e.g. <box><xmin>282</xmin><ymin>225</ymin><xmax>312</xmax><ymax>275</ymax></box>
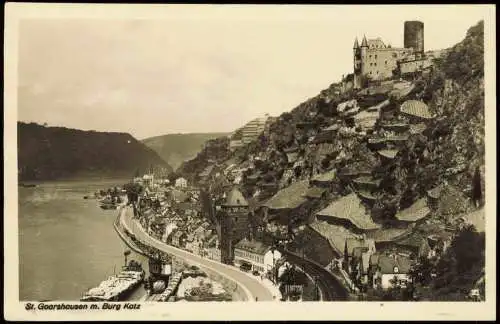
<box><xmin>378</xmin><ymin>149</ymin><xmax>399</xmax><ymax>159</ymax></box>
<box><xmin>311</xmin><ymin>169</ymin><xmax>336</xmax><ymax>183</ymax></box>
<box><xmin>366</xmin><ymin>227</ymin><xmax>410</xmax><ymax>242</ymax></box>
<box><xmin>356</xmin><ymin>190</ymin><xmax>377</xmax><ymax>201</ymax></box>
<box><xmin>234</xmin><ymin>238</ymin><xmax>270</xmax><ymax>255</ymax></box>
<box><xmin>400</xmin><ymin>100</ymin><xmax>434</xmax><ymax>120</ymax></box>
<box><xmin>352</xmin><ymin>176</ymin><xmax>381</xmax><ymax>187</ymax></box>
<box><xmin>303</xmin><ymin>186</ymin><xmax>327</xmax><ymax>199</ymax></box>
<box><xmin>376</xmin><ymin>254</ymin><xmax>413</xmax><ymax>274</ymax></box>
<box><xmin>322</xmin><ymin>124</ymin><xmax>340</xmax><ymax>132</ymax></box>
<box><xmin>395</xmin><ymin>231</ymin><xmax>426</xmax><ymax>248</ymax></box>
<box><xmin>262</xmin><ymin>180</ymin><xmax>310</xmax><ymax>210</ymax></box>
<box><xmin>223</xmin><ymin>187</ymin><xmax>248</xmax><ymax>207</ymax></box>
<box><xmin>309</xmin><ymin>221</ymin><xmax>358</xmax><ymax>255</ymax></box>
<box><xmin>316</xmin><ymin>193</ymin><xmax>381</xmax><ymax>230</ymax></box>
<box><xmin>395</xmin><ymin>198</ymin><xmax>431</xmax><ymax>222</ymax></box>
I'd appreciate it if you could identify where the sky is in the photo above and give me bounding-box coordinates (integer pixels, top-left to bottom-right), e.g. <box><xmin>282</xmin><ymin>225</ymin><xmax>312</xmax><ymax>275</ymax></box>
<box><xmin>17</xmin><ymin>5</ymin><xmax>490</xmax><ymax>139</ymax></box>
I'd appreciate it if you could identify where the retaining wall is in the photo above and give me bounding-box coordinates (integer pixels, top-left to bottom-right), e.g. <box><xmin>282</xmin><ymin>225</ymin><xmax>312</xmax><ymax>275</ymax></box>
<box><xmin>114</xmin><ymin>209</ymin><xmax>249</xmax><ymax>301</ymax></box>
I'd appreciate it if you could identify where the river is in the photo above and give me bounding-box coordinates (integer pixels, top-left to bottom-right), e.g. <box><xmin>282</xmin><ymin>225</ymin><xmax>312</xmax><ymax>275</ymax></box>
<box><xmin>18</xmin><ymin>179</ymin><xmax>149</xmax><ymax>301</ymax></box>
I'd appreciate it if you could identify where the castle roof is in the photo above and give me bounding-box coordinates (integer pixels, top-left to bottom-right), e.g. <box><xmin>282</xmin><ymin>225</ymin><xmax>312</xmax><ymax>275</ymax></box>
<box><xmin>353</xmin><ymin>37</ymin><xmax>360</xmax><ymax>49</ymax></box>
<box><xmin>367</xmin><ymin>38</ymin><xmax>386</xmax><ymax>49</ymax></box>
<box><xmin>361</xmin><ymin>35</ymin><xmax>368</xmax><ymax>47</ymax></box>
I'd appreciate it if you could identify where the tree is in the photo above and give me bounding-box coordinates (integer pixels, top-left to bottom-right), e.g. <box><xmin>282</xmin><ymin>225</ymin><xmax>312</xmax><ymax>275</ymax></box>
<box><xmin>450</xmin><ymin>224</ymin><xmax>484</xmax><ymax>274</ymax></box>
<box><xmin>343</xmin><ymin>240</ymin><xmax>349</xmax><ymax>271</ymax></box>
<box><xmin>123</xmin><ymin>182</ymin><xmax>144</xmax><ymax>207</ymax></box>
<box><xmin>472</xmin><ymin>166</ymin><xmax>483</xmax><ymax>207</ymax></box>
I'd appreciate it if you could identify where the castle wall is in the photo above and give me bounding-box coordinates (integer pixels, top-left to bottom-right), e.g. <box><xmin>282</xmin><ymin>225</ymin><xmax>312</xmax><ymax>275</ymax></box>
<box><xmin>399</xmin><ymin>57</ymin><xmax>433</xmax><ymax>75</ymax></box>
<box><xmin>362</xmin><ymin>48</ymin><xmax>413</xmax><ymax>81</ymax></box>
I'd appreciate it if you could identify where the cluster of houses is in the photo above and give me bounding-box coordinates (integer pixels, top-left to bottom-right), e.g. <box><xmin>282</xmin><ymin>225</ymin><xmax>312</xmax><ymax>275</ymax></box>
<box><xmin>188</xmin><ymin>72</ymin><xmax>484</xmax><ymax>296</ymax></box>
<box><xmin>133</xmin><ymin>173</ymin><xmax>287</xmax><ymax>284</ymax></box>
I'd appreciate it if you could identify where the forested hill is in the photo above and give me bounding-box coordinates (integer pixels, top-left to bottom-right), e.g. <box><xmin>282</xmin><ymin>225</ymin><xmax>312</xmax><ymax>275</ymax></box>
<box><xmin>142</xmin><ymin>132</ymin><xmax>229</xmax><ymax>171</ymax></box>
<box><xmin>18</xmin><ymin>122</ymin><xmax>173</xmax><ymax>181</ymax></box>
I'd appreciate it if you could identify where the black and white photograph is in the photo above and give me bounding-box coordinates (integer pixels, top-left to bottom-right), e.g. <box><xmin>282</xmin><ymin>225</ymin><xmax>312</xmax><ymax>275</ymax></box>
<box><xmin>4</xmin><ymin>3</ymin><xmax>496</xmax><ymax>321</ymax></box>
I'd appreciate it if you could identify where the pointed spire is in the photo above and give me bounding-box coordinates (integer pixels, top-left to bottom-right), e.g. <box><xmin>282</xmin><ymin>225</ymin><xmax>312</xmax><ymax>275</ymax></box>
<box><xmin>361</xmin><ymin>35</ymin><xmax>368</xmax><ymax>47</ymax></box>
<box><xmin>353</xmin><ymin>37</ymin><xmax>360</xmax><ymax>49</ymax></box>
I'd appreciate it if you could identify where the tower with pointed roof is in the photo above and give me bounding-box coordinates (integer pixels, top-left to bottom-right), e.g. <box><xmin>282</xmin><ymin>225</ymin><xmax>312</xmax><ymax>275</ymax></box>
<box><xmin>219</xmin><ymin>186</ymin><xmax>251</xmax><ymax>264</ymax></box>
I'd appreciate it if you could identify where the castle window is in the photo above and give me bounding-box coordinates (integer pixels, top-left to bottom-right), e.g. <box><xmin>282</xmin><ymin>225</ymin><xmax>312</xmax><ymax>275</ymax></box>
<box><xmin>392</xmin><ymin>53</ymin><xmax>397</xmax><ymax>58</ymax></box>
<box><xmin>375</xmin><ymin>55</ymin><xmax>378</xmax><ymax>59</ymax></box>
<box><xmin>374</xmin><ymin>63</ymin><xmax>377</xmax><ymax>66</ymax></box>
<box><xmin>385</xmin><ymin>60</ymin><xmax>387</xmax><ymax>65</ymax></box>
<box><xmin>369</xmin><ymin>55</ymin><xmax>372</xmax><ymax>58</ymax></box>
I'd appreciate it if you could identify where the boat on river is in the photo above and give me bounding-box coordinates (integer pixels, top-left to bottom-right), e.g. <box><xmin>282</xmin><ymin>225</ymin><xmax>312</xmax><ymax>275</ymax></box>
<box><xmin>80</xmin><ymin>260</ymin><xmax>145</xmax><ymax>302</ymax></box>
<box><xmin>99</xmin><ymin>195</ymin><xmax>123</xmax><ymax>210</ymax></box>
<box><xmin>19</xmin><ymin>183</ymin><xmax>37</xmax><ymax>188</ymax></box>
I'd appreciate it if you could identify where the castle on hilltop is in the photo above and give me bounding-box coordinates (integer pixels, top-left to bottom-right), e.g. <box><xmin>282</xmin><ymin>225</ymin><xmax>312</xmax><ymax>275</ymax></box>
<box><xmin>352</xmin><ymin>21</ymin><xmax>443</xmax><ymax>89</ymax></box>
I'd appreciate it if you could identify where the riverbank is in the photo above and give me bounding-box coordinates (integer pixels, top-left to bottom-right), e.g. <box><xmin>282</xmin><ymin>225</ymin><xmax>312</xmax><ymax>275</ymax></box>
<box><xmin>115</xmin><ymin>206</ymin><xmax>274</xmax><ymax>301</ymax></box>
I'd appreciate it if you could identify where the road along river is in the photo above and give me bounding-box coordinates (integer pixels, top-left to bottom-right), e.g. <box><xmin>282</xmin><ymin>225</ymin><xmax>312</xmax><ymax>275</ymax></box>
<box><xmin>119</xmin><ymin>206</ymin><xmax>275</xmax><ymax>301</ymax></box>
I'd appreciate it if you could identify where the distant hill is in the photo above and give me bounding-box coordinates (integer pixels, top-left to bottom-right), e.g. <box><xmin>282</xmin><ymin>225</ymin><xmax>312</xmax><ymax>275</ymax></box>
<box><xmin>18</xmin><ymin>122</ymin><xmax>173</xmax><ymax>181</ymax></box>
<box><xmin>142</xmin><ymin>133</ymin><xmax>230</xmax><ymax>170</ymax></box>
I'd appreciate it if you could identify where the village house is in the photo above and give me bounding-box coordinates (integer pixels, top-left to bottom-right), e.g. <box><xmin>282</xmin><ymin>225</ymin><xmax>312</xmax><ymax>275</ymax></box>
<box><xmin>369</xmin><ymin>252</ymin><xmax>413</xmax><ymax>290</ymax></box>
<box><xmin>175</xmin><ymin>177</ymin><xmax>188</xmax><ymax>188</ymax></box>
<box><xmin>170</xmin><ymin>230</ymin><xmax>187</xmax><ymax>248</ymax></box>
<box><xmin>233</xmin><ymin>238</ymin><xmax>282</xmax><ymax>275</ymax></box>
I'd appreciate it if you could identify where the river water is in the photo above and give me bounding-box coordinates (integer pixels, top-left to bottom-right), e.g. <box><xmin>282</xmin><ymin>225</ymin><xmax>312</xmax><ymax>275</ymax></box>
<box><xmin>18</xmin><ymin>179</ymin><xmax>149</xmax><ymax>301</ymax></box>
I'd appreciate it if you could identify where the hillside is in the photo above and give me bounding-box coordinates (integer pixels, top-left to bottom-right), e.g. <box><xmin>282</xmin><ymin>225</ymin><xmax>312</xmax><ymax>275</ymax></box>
<box><xmin>142</xmin><ymin>133</ymin><xmax>229</xmax><ymax>170</ymax></box>
<box><xmin>18</xmin><ymin>122</ymin><xmax>173</xmax><ymax>181</ymax></box>
<box><xmin>178</xmin><ymin>21</ymin><xmax>485</xmax><ymax>299</ymax></box>
<box><xmin>181</xmin><ymin>20</ymin><xmax>485</xmax><ymax>213</ymax></box>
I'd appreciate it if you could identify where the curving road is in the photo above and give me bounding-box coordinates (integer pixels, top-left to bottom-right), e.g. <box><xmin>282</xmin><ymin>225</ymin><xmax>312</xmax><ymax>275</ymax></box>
<box><xmin>119</xmin><ymin>206</ymin><xmax>274</xmax><ymax>301</ymax></box>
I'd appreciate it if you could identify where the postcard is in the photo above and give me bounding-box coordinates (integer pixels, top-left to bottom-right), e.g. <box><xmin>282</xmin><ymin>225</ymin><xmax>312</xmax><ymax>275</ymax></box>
<box><xmin>4</xmin><ymin>3</ymin><xmax>496</xmax><ymax>321</ymax></box>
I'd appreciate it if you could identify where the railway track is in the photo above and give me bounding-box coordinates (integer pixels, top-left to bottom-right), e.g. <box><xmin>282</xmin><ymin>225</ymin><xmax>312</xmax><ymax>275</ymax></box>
<box><xmin>280</xmin><ymin>249</ymin><xmax>348</xmax><ymax>301</ymax></box>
